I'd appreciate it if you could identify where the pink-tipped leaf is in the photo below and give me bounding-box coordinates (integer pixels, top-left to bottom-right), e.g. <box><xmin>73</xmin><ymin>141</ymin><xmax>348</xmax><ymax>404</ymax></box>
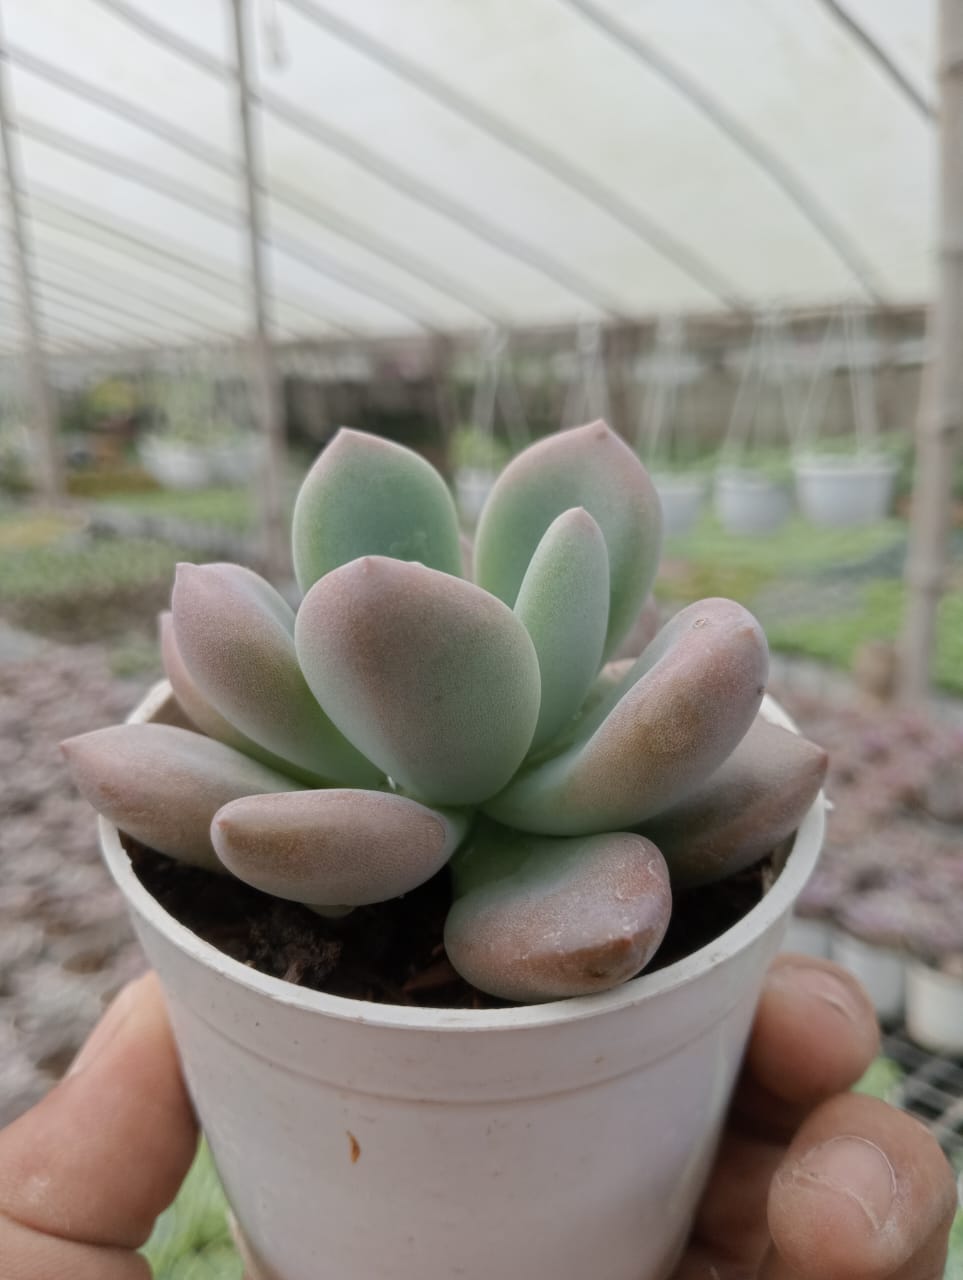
<box><xmin>291</xmin><ymin>428</ymin><xmax>462</xmax><ymax>592</ymax></box>
<box><xmin>159</xmin><ymin>612</ymin><xmax>322</xmax><ymax>786</ymax></box>
<box><xmin>172</xmin><ymin>562</ymin><xmax>379</xmax><ymax>787</ymax></box>
<box><xmin>639</xmin><ymin>716</ymin><xmax>828</xmax><ymax>888</ymax></box>
<box><xmin>514</xmin><ymin>507</ymin><xmax>609</xmax><ymax>752</ymax></box>
<box><xmin>212</xmin><ymin>790</ymin><xmax>467</xmax><ymax>907</ymax></box>
<box><xmin>445</xmin><ymin>827</ymin><xmax>671</xmax><ymax>1002</ymax></box>
<box><xmin>484</xmin><ymin>598</ymin><xmax>768</xmax><ymax>835</ymax></box>
<box><xmin>61</xmin><ymin>723</ymin><xmax>300</xmax><ymax>871</ymax></box>
<box><xmin>474</xmin><ymin>421</ymin><xmax>662</xmax><ymax>657</ymax></box>
<box><xmin>295</xmin><ymin>556</ymin><xmax>541</xmax><ymax>806</ymax></box>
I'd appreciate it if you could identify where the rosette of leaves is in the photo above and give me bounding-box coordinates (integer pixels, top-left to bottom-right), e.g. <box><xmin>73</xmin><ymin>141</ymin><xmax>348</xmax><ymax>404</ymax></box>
<box><xmin>63</xmin><ymin>422</ymin><xmax>827</xmax><ymax>1003</ymax></box>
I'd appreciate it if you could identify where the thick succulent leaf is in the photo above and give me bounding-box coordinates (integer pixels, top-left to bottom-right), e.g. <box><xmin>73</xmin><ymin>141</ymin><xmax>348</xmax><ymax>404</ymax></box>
<box><xmin>61</xmin><ymin>724</ymin><xmax>299</xmax><ymax>871</ymax></box>
<box><xmin>473</xmin><ymin>421</ymin><xmax>662</xmax><ymax>656</ymax></box>
<box><xmin>565</xmin><ymin>598</ymin><xmax>765</xmax><ymax>749</ymax></box>
<box><xmin>514</xmin><ymin>508</ymin><xmax>609</xmax><ymax>752</ymax></box>
<box><xmin>639</xmin><ymin>716</ymin><xmax>828</xmax><ymax>889</ymax></box>
<box><xmin>212</xmin><ymin>790</ymin><xmax>467</xmax><ymax>907</ymax></box>
<box><xmin>160</xmin><ymin>611</ymin><xmax>245</xmax><ymax>747</ymax></box>
<box><xmin>159</xmin><ymin>612</ymin><xmax>322</xmax><ymax>786</ymax></box>
<box><xmin>172</xmin><ymin>562</ymin><xmax>380</xmax><ymax>787</ymax></box>
<box><xmin>295</xmin><ymin>556</ymin><xmax>541</xmax><ymax>806</ymax></box>
<box><xmin>445</xmin><ymin>826</ymin><xmax>671</xmax><ymax>1003</ymax></box>
<box><xmin>291</xmin><ymin>428</ymin><xmax>462</xmax><ymax>592</ymax></box>
<box><xmin>583</xmin><ymin>658</ymin><xmax>636</xmax><ymax>711</ymax></box>
<box><xmin>484</xmin><ymin>598</ymin><xmax>768</xmax><ymax>835</ymax></box>
<box><xmin>611</xmin><ymin>594</ymin><xmax>660</xmax><ymax>661</ymax></box>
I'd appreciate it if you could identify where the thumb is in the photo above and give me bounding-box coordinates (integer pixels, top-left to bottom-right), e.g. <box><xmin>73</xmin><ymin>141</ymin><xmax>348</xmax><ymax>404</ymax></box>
<box><xmin>0</xmin><ymin>973</ymin><xmax>198</xmax><ymax>1278</ymax></box>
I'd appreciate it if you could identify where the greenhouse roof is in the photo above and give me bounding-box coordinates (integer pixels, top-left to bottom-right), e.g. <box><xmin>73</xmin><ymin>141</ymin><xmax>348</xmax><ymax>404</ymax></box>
<box><xmin>0</xmin><ymin>0</ymin><xmax>937</xmax><ymax>355</ymax></box>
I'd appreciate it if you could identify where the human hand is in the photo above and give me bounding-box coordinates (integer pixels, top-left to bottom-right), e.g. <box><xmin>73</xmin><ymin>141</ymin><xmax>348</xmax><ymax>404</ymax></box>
<box><xmin>0</xmin><ymin>960</ymin><xmax>956</xmax><ymax>1279</ymax></box>
<box><xmin>671</xmin><ymin>954</ymin><xmax>958</xmax><ymax>1279</ymax></box>
<box><xmin>0</xmin><ymin>973</ymin><xmax>196</xmax><ymax>1279</ymax></box>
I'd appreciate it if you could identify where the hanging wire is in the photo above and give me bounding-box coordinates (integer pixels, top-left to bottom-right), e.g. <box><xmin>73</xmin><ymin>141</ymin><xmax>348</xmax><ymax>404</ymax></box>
<box><xmin>794</xmin><ymin>309</ymin><xmax>844</xmax><ymax>453</ymax></box>
<box><xmin>788</xmin><ymin>303</ymin><xmax>880</xmax><ymax>456</ymax></box>
<box><xmin>760</xmin><ymin>310</ymin><xmax>805</xmax><ymax>447</ymax></box>
<box><xmin>722</xmin><ymin>314</ymin><xmax>768</xmax><ymax>460</ymax></box>
<box><xmin>638</xmin><ymin>314</ymin><xmax>684</xmax><ymax>461</ymax></box>
<box><xmin>723</xmin><ymin>309</ymin><xmax>811</xmax><ymax>460</ymax></box>
<box><xmin>843</xmin><ymin>302</ymin><xmax>880</xmax><ymax>452</ymax></box>
<box><xmin>494</xmin><ymin>338</ymin><xmax>529</xmax><ymax>454</ymax></box>
<box><xmin>470</xmin><ymin>328</ymin><xmax>503</xmax><ymax>469</ymax></box>
<box><xmin>561</xmin><ymin>319</ymin><xmax>610</xmax><ymax>428</ymax></box>
<box><xmin>467</xmin><ymin>327</ymin><xmax>531</xmax><ymax>462</ymax></box>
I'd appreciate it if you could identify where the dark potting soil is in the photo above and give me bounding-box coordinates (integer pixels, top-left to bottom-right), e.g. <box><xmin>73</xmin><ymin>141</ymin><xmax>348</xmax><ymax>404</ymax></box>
<box><xmin>129</xmin><ymin>838</ymin><xmax>777</xmax><ymax>1011</ymax></box>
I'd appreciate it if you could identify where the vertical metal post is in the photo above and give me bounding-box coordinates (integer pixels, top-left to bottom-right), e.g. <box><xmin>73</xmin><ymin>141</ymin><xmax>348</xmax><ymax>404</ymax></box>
<box><xmin>604</xmin><ymin>324</ymin><xmax>636</xmax><ymax>440</ymax></box>
<box><xmin>0</xmin><ymin>5</ymin><xmax>62</xmax><ymax>501</ymax></box>
<box><xmin>430</xmin><ymin>334</ymin><xmax>457</xmax><ymax>479</ymax></box>
<box><xmin>229</xmin><ymin>0</ymin><xmax>287</xmax><ymax>579</ymax></box>
<box><xmin>900</xmin><ymin>0</ymin><xmax>963</xmax><ymax>700</ymax></box>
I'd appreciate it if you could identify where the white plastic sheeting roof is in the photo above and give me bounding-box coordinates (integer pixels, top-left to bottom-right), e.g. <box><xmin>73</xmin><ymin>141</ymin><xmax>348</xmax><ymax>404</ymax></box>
<box><xmin>0</xmin><ymin>0</ymin><xmax>937</xmax><ymax>354</ymax></box>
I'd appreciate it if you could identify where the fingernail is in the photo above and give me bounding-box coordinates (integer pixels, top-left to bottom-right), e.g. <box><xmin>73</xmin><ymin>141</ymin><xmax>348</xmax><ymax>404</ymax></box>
<box><xmin>769</xmin><ymin>963</ymin><xmax>865</xmax><ymax>1023</ymax></box>
<box><xmin>787</xmin><ymin>1135</ymin><xmax>896</xmax><ymax>1232</ymax></box>
<box><xmin>66</xmin><ymin>978</ymin><xmax>143</xmax><ymax>1077</ymax></box>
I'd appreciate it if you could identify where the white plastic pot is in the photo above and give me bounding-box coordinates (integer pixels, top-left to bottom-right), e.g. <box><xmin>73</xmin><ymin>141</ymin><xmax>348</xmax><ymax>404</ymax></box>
<box><xmin>793</xmin><ymin>454</ymin><xmax>897</xmax><ymax>527</ymax></box>
<box><xmin>781</xmin><ymin>913</ymin><xmax>836</xmax><ymax>960</ymax></box>
<box><xmin>651</xmin><ymin>473</ymin><xmax>707</xmax><ymax>537</ymax></box>
<box><xmin>714</xmin><ymin>468</ymin><xmax>792</xmax><ymax>535</ymax></box>
<box><xmin>831</xmin><ymin>931</ymin><xmax>906</xmax><ymax>1024</ymax></box>
<box><xmin>208</xmin><ymin>440</ymin><xmax>258</xmax><ymax>486</ymax></box>
<box><xmin>100</xmin><ymin>684</ymin><xmax>824</xmax><ymax>1280</ymax></box>
<box><xmin>454</xmin><ymin>466</ymin><xmax>497</xmax><ymax>524</ymax></box>
<box><xmin>905</xmin><ymin>961</ymin><xmax>963</xmax><ymax>1054</ymax></box>
<box><xmin>139</xmin><ymin>438</ymin><xmax>214</xmax><ymax>490</ymax></box>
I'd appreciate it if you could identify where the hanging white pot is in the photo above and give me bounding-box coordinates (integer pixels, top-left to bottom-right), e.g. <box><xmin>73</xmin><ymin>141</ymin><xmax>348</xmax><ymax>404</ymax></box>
<box><xmin>905</xmin><ymin>960</ymin><xmax>963</xmax><ymax>1054</ymax></box>
<box><xmin>793</xmin><ymin>453</ymin><xmax>897</xmax><ymax>527</ymax></box>
<box><xmin>714</xmin><ymin>467</ymin><xmax>792</xmax><ymax>535</ymax></box>
<box><xmin>454</xmin><ymin>465</ymin><xmax>497</xmax><ymax>524</ymax></box>
<box><xmin>831</xmin><ymin>930</ymin><xmax>906</xmax><ymax>1024</ymax></box>
<box><xmin>139</xmin><ymin>437</ymin><xmax>215</xmax><ymax>491</ymax></box>
<box><xmin>207</xmin><ymin>439</ymin><xmax>259</xmax><ymax>486</ymax></box>
<box><xmin>99</xmin><ymin>684</ymin><xmax>824</xmax><ymax>1280</ymax></box>
<box><xmin>651</xmin><ymin>472</ymin><xmax>707</xmax><ymax>537</ymax></box>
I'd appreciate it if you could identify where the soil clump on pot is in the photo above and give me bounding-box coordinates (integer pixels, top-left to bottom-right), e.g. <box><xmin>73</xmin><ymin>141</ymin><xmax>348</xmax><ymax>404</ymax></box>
<box><xmin>130</xmin><ymin>839</ymin><xmax>775</xmax><ymax>1010</ymax></box>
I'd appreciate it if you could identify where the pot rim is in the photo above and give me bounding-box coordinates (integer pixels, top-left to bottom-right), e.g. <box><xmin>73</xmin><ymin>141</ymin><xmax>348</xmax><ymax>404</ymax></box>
<box><xmin>714</xmin><ymin>467</ymin><xmax>790</xmax><ymax>490</ymax></box>
<box><xmin>792</xmin><ymin>453</ymin><xmax>899</xmax><ymax>475</ymax></box>
<box><xmin>100</xmin><ymin>682</ymin><xmax>825</xmax><ymax>1034</ymax></box>
<box><xmin>650</xmin><ymin>472</ymin><xmax>709</xmax><ymax>492</ymax></box>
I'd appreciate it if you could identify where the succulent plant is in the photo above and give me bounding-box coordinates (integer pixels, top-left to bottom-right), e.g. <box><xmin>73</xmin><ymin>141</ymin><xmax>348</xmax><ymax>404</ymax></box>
<box><xmin>63</xmin><ymin>422</ymin><xmax>827</xmax><ymax>1003</ymax></box>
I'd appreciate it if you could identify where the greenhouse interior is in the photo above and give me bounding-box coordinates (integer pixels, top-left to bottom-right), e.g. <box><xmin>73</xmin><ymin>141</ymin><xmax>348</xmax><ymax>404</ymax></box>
<box><xmin>0</xmin><ymin>1</ymin><xmax>961</xmax><ymax>1278</ymax></box>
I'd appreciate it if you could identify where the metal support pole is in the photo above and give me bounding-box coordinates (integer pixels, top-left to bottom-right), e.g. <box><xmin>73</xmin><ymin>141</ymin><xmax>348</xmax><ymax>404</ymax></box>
<box><xmin>430</xmin><ymin>334</ymin><xmax>457</xmax><ymax>480</ymax></box>
<box><xmin>604</xmin><ymin>324</ymin><xmax>637</xmax><ymax>440</ymax></box>
<box><xmin>900</xmin><ymin>0</ymin><xmax>963</xmax><ymax>700</ymax></box>
<box><xmin>0</xmin><ymin>5</ymin><xmax>62</xmax><ymax>501</ymax></box>
<box><xmin>229</xmin><ymin>0</ymin><xmax>287</xmax><ymax>579</ymax></box>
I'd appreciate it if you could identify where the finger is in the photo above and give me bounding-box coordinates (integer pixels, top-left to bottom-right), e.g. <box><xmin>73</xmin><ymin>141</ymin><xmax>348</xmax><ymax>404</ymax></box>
<box><xmin>685</xmin><ymin>956</ymin><xmax>880</xmax><ymax>1271</ymax></box>
<box><xmin>0</xmin><ymin>1217</ymin><xmax>149</xmax><ymax>1280</ymax></box>
<box><xmin>731</xmin><ymin>954</ymin><xmax>880</xmax><ymax>1142</ymax></box>
<box><xmin>762</xmin><ymin>1092</ymin><xmax>957</xmax><ymax>1280</ymax></box>
<box><xmin>0</xmin><ymin>973</ymin><xmax>198</xmax><ymax>1255</ymax></box>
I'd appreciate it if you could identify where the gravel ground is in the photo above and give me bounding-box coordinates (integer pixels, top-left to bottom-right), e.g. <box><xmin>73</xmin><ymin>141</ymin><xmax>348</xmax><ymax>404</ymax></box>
<box><xmin>0</xmin><ymin>625</ymin><xmax>155</xmax><ymax>1124</ymax></box>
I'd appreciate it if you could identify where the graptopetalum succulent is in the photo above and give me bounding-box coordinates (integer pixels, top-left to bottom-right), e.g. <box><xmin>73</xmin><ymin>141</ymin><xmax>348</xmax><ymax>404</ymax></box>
<box><xmin>63</xmin><ymin>422</ymin><xmax>827</xmax><ymax>1003</ymax></box>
